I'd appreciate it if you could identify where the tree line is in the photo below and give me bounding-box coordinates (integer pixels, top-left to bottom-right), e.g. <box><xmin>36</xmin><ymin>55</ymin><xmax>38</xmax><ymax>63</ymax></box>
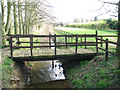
<box><xmin>66</xmin><ymin>19</ymin><xmax>118</xmax><ymax>30</ymax></box>
<box><xmin>1</xmin><ymin>0</ymin><xmax>53</xmax><ymax>44</ymax></box>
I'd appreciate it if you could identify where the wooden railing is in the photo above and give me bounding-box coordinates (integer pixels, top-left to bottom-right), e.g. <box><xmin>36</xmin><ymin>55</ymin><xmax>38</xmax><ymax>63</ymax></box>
<box><xmin>9</xmin><ymin>33</ymin><xmax>98</xmax><ymax>59</ymax></box>
<box><xmin>55</xmin><ymin>29</ymin><xmax>118</xmax><ymax>61</ymax></box>
<box><xmin>54</xmin><ymin>29</ymin><xmax>118</xmax><ymax>47</ymax></box>
<box><xmin>97</xmin><ymin>38</ymin><xmax>118</xmax><ymax>61</ymax></box>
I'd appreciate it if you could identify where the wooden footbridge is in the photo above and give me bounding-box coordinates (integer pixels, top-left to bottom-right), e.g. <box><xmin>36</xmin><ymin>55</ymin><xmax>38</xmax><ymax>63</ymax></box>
<box><xmin>9</xmin><ymin>32</ymin><xmax>99</xmax><ymax>61</ymax></box>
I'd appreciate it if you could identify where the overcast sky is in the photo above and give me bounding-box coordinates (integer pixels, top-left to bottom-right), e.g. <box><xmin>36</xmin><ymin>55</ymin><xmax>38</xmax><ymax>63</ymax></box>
<box><xmin>48</xmin><ymin>0</ymin><xmax>118</xmax><ymax>23</ymax></box>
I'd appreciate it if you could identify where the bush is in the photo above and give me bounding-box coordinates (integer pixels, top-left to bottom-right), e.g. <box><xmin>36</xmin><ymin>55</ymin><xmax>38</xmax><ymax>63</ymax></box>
<box><xmin>66</xmin><ymin>19</ymin><xmax>118</xmax><ymax>30</ymax></box>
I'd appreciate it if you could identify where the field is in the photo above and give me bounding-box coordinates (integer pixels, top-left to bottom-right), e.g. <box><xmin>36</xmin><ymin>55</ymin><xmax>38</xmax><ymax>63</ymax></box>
<box><xmin>57</xmin><ymin>27</ymin><xmax>119</xmax><ymax>88</ymax></box>
<box><xmin>55</xmin><ymin>27</ymin><xmax>117</xmax><ymax>35</ymax></box>
<box><xmin>54</xmin><ymin>27</ymin><xmax>117</xmax><ymax>54</ymax></box>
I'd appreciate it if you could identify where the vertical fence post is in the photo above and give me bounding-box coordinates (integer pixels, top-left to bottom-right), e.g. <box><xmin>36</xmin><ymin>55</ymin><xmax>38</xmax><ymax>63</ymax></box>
<box><xmin>65</xmin><ymin>34</ymin><xmax>67</xmax><ymax>49</ymax></box>
<box><xmin>96</xmin><ymin>31</ymin><xmax>98</xmax><ymax>54</ymax></box>
<box><xmin>10</xmin><ymin>36</ymin><xmax>13</xmax><ymax>59</ymax></box>
<box><xmin>105</xmin><ymin>39</ymin><xmax>108</xmax><ymax>61</ymax></box>
<box><xmin>17</xmin><ymin>36</ymin><xmax>20</xmax><ymax>46</ymax></box>
<box><xmin>30</xmin><ymin>34</ymin><xmax>33</xmax><ymax>57</ymax></box>
<box><xmin>81</xmin><ymin>36</ymin><xmax>82</xmax><ymax>48</ymax></box>
<box><xmin>101</xmin><ymin>36</ymin><xmax>103</xmax><ymax>47</ymax></box>
<box><xmin>85</xmin><ymin>34</ymin><xmax>87</xmax><ymax>49</ymax></box>
<box><xmin>54</xmin><ymin>34</ymin><xmax>57</xmax><ymax>55</ymax></box>
<box><xmin>71</xmin><ymin>37</ymin><xmax>73</xmax><ymax>43</ymax></box>
<box><xmin>49</xmin><ymin>34</ymin><xmax>51</xmax><ymax>49</ymax></box>
<box><xmin>75</xmin><ymin>34</ymin><xmax>78</xmax><ymax>55</ymax></box>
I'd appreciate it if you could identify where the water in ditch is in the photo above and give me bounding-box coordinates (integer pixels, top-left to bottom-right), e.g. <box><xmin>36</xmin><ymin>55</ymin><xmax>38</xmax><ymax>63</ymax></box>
<box><xmin>25</xmin><ymin>60</ymin><xmax>71</xmax><ymax>88</ymax></box>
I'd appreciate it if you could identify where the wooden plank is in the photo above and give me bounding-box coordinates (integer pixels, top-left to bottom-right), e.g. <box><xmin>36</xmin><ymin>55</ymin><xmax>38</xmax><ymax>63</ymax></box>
<box><xmin>85</xmin><ymin>34</ymin><xmax>87</xmax><ymax>49</ymax></box>
<box><xmin>101</xmin><ymin>36</ymin><xmax>103</xmax><ymax>47</ymax></box>
<box><xmin>81</xmin><ymin>37</ymin><xmax>82</xmax><ymax>48</ymax></box>
<box><xmin>98</xmin><ymin>35</ymin><xmax>117</xmax><ymax>37</ymax></box>
<box><xmin>49</xmin><ymin>34</ymin><xmax>51</xmax><ymax>49</ymax></box>
<box><xmin>65</xmin><ymin>34</ymin><xmax>67</xmax><ymax>48</ymax></box>
<box><xmin>105</xmin><ymin>39</ymin><xmax>108</xmax><ymax>61</ymax></box>
<box><xmin>75</xmin><ymin>34</ymin><xmax>78</xmax><ymax>54</ymax></box>
<box><xmin>10</xmin><ymin>36</ymin><xmax>13</xmax><ymax>59</ymax></box>
<box><xmin>11</xmin><ymin>34</ymin><xmax>97</xmax><ymax>38</ymax></box>
<box><xmin>54</xmin><ymin>34</ymin><xmax>57</xmax><ymax>55</ymax></box>
<box><xmin>96</xmin><ymin>31</ymin><xmax>98</xmax><ymax>54</ymax></box>
<box><xmin>97</xmin><ymin>37</ymin><xmax>117</xmax><ymax>45</ymax></box>
<box><xmin>12</xmin><ymin>53</ymin><xmax>97</xmax><ymax>61</ymax></box>
<box><xmin>30</xmin><ymin>34</ymin><xmax>33</xmax><ymax>56</ymax></box>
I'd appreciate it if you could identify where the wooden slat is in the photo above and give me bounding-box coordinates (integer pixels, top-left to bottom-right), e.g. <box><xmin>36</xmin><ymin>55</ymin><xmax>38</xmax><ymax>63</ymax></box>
<box><xmin>54</xmin><ymin>34</ymin><xmax>57</xmax><ymax>55</ymax></box>
<box><xmin>49</xmin><ymin>34</ymin><xmax>51</xmax><ymax>49</ymax></box>
<box><xmin>30</xmin><ymin>34</ymin><xmax>33</xmax><ymax>56</ymax></box>
<box><xmin>65</xmin><ymin>34</ymin><xmax>67</xmax><ymax>48</ymax></box>
<box><xmin>10</xmin><ymin>37</ymin><xmax>13</xmax><ymax>59</ymax></box>
<box><xmin>75</xmin><ymin>35</ymin><xmax>78</xmax><ymax>54</ymax></box>
<box><xmin>96</xmin><ymin>31</ymin><xmax>98</xmax><ymax>54</ymax></box>
<box><xmin>85</xmin><ymin>34</ymin><xmax>87</xmax><ymax>49</ymax></box>
<box><xmin>105</xmin><ymin>39</ymin><xmax>108</xmax><ymax>61</ymax></box>
<box><xmin>97</xmin><ymin>38</ymin><xmax>117</xmax><ymax>45</ymax></box>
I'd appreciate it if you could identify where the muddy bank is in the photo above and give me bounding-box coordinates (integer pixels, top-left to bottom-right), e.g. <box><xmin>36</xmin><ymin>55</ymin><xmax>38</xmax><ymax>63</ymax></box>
<box><xmin>23</xmin><ymin>60</ymin><xmax>72</xmax><ymax>88</ymax></box>
<box><xmin>61</xmin><ymin>56</ymin><xmax>96</xmax><ymax>88</ymax></box>
<box><xmin>25</xmin><ymin>79</ymin><xmax>71</xmax><ymax>88</ymax></box>
<box><xmin>8</xmin><ymin>61</ymin><xmax>31</xmax><ymax>88</ymax></box>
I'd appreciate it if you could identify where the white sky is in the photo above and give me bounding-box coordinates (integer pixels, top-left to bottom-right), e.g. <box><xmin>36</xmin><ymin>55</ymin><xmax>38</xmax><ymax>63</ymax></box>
<box><xmin>48</xmin><ymin>0</ymin><xmax>118</xmax><ymax>23</ymax></box>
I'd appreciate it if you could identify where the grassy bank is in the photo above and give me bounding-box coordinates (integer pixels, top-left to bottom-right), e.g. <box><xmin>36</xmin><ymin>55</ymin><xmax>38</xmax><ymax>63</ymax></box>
<box><xmin>54</xmin><ymin>27</ymin><xmax>119</xmax><ymax>88</ymax></box>
<box><xmin>63</xmin><ymin>54</ymin><xmax>119</xmax><ymax>88</ymax></box>
<box><xmin>2</xmin><ymin>56</ymin><xmax>15</xmax><ymax>88</ymax></box>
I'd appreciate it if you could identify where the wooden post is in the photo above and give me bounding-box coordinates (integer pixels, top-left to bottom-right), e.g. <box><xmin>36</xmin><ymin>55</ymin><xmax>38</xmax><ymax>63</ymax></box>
<box><xmin>17</xmin><ymin>36</ymin><xmax>20</xmax><ymax>46</ymax></box>
<box><xmin>96</xmin><ymin>31</ymin><xmax>98</xmax><ymax>54</ymax></box>
<box><xmin>65</xmin><ymin>34</ymin><xmax>67</xmax><ymax>48</ymax></box>
<box><xmin>49</xmin><ymin>34</ymin><xmax>51</xmax><ymax>49</ymax></box>
<box><xmin>10</xmin><ymin>36</ymin><xmax>13</xmax><ymax>59</ymax></box>
<box><xmin>81</xmin><ymin>37</ymin><xmax>82</xmax><ymax>48</ymax></box>
<box><xmin>30</xmin><ymin>34</ymin><xmax>33</xmax><ymax>57</ymax></box>
<box><xmin>54</xmin><ymin>34</ymin><xmax>57</xmax><ymax>55</ymax></box>
<box><xmin>71</xmin><ymin>37</ymin><xmax>73</xmax><ymax>43</ymax></box>
<box><xmin>101</xmin><ymin>36</ymin><xmax>103</xmax><ymax>47</ymax></box>
<box><xmin>105</xmin><ymin>39</ymin><xmax>108</xmax><ymax>61</ymax></box>
<box><xmin>85</xmin><ymin>34</ymin><xmax>87</xmax><ymax>49</ymax></box>
<box><xmin>75</xmin><ymin>34</ymin><xmax>78</xmax><ymax>55</ymax></box>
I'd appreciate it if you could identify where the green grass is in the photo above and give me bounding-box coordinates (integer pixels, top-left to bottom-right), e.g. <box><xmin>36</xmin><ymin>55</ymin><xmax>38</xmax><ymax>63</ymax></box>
<box><xmin>55</xmin><ymin>27</ymin><xmax>119</xmax><ymax>88</ymax></box>
<box><xmin>2</xmin><ymin>56</ymin><xmax>14</xmax><ymax>88</ymax></box>
<box><xmin>55</xmin><ymin>27</ymin><xmax>117</xmax><ymax>42</ymax></box>
<box><xmin>55</xmin><ymin>27</ymin><xmax>117</xmax><ymax>35</ymax></box>
<box><xmin>65</xmin><ymin>54</ymin><xmax>119</xmax><ymax>88</ymax></box>
<box><xmin>54</xmin><ymin>27</ymin><xmax>117</xmax><ymax>53</ymax></box>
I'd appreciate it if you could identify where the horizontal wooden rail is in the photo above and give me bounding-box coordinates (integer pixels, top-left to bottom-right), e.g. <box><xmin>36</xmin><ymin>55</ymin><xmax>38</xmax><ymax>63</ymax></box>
<box><xmin>9</xmin><ymin>32</ymin><xmax>98</xmax><ymax>58</ymax></box>
<box><xmin>12</xmin><ymin>44</ymin><xmax>96</xmax><ymax>49</ymax></box>
<box><xmin>98</xmin><ymin>35</ymin><xmax>117</xmax><ymax>37</ymax></box>
<box><xmin>97</xmin><ymin>47</ymin><xmax>117</xmax><ymax>56</ymax></box>
<box><xmin>10</xmin><ymin>34</ymin><xmax>97</xmax><ymax>38</ymax></box>
<box><xmin>1</xmin><ymin>36</ymin><xmax>9</xmax><ymax>39</ymax></box>
<box><xmin>97</xmin><ymin>38</ymin><xmax>118</xmax><ymax>45</ymax></box>
<box><xmin>97</xmin><ymin>38</ymin><xmax>117</xmax><ymax>61</ymax></box>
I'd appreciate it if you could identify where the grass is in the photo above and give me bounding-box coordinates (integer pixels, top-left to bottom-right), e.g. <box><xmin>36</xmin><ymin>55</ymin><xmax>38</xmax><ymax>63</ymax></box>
<box><xmin>64</xmin><ymin>54</ymin><xmax>119</xmax><ymax>88</ymax></box>
<box><xmin>55</xmin><ymin>27</ymin><xmax>117</xmax><ymax>35</ymax></box>
<box><xmin>54</xmin><ymin>27</ymin><xmax>117</xmax><ymax>53</ymax></box>
<box><xmin>2</xmin><ymin>56</ymin><xmax>14</xmax><ymax>88</ymax></box>
<box><xmin>55</xmin><ymin>27</ymin><xmax>119</xmax><ymax>88</ymax></box>
<box><xmin>54</xmin><ymin>27</ymin><xmax>117</xmax><ymax>41</ymax></box>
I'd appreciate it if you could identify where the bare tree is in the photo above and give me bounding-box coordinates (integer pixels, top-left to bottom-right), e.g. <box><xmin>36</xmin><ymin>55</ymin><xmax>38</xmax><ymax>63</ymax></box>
<box><xmin>98</xmin><ymin>0</ymin><xmax>120</xmax><ymax>62</ymax></box>
<box><xmin>1</xmin><ymin>0</ymin><xmax>53</xmax><ymax>44</ymax></box>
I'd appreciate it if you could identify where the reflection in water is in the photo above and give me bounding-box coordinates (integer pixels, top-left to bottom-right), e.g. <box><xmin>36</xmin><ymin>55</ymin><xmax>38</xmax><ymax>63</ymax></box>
<box><xmin>28</xmin><ymin>60</ymin><xmax>65</xmax><ymax>85</ymax></box>
<box><xmin>25</xmin><ymin>39</ymin><xmax>70</xmax><ymax>88</ymax></box>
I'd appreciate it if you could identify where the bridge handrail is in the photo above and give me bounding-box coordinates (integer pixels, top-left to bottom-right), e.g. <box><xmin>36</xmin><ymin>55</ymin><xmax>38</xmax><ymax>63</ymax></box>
<box><xmin>10</xmin><ymin>33</ymin><xmax>98</xmax><ymax>59</ymax></box>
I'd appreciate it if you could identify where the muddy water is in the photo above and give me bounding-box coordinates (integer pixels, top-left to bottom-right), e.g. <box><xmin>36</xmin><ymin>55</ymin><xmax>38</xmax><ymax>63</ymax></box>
<box><xmin>25</xmin><ymin>60</ymin><xmax>71</xmax><ymax>88</ymax></box>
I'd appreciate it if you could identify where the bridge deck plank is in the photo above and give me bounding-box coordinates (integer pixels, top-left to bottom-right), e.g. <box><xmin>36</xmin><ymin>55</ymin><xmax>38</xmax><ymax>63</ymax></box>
<box><xmin>13</xmin><ymin>48</ymin><xmax>95</xmax><ymax>58</ymax></box>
